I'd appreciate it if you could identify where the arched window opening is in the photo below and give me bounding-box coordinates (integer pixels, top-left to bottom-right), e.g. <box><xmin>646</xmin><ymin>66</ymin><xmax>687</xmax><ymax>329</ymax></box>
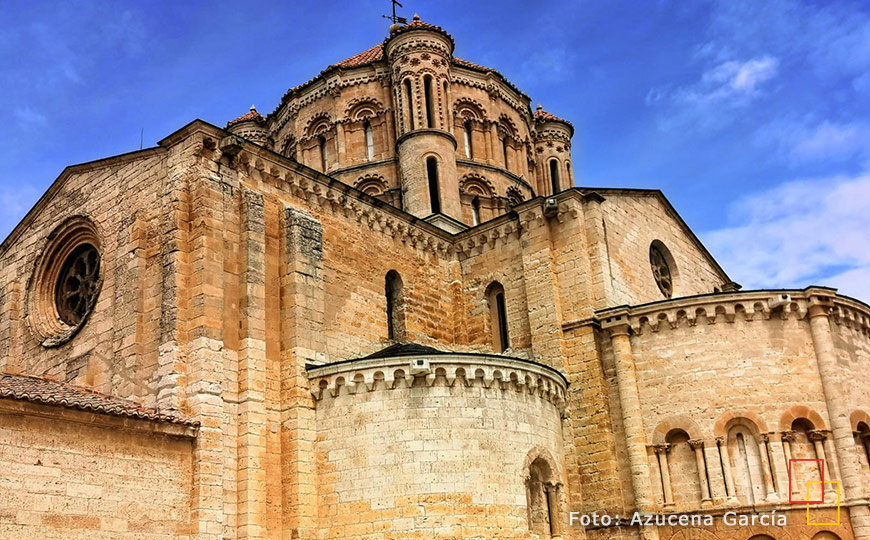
<box><xmin>319</xmin><ymin>136</ymin><xmax>328</xmax><ymax>172</ymax></box>
<box><xmin>364</xmin><ymin>120</ymin><xmax>375</xmax><ymax>160</ymax></box>
<box><xmin>664</xmin><ymin>430</ymin><xmax>702</xmax><ymax>505</ymax></box>
<box><xmin>471</xmin><ymin>196</ymin><xmax>481</xmax><ymax>226</ymax></box>
<box><xmin>650</xmin><ymin>240</ymin><xmax>677</xmax><ymax>299</ymax></box>
<box><xmin>424</xmin><ymin>76</ymin><xmax>435</xmax><ymax>128</ymax></box>
<box><xmin>526</xmin><ymin>457</ymin><xmax>559</xmax><ymax>537</ymax></box>
<box><xmin>549</xmin><ymin>159</ymin><xmax>560</xmax><ymax>194</ymax></box>
<box><xmin>385</xmin><ymin>271</ymin><xmax>405</xmax><ymax>340</ymax></box>
<box><xmin>502</xmin><ymin>137</ymin><xmax>510</xmax><ymax>170</ymax></box>
<box><xmin>403</xmin><ymin>79</ymin><xmax>414</xmax><ymax>130</ymax></box>
<box><xmin>566</xmin><ymin>162</ymin><xmax>572</xmax><ymax>183</ymax></box>
<box><xmin>789</xmin><ymin>419</ymin><xmax>824</xmax><ymax>501</ymax></box>
<box><xmin>486</xmin><ymin>282</ymin><xmax>509</xmax><ymax>353</ymax></box>
<box><xmin>463</xmin><ymin>121</ymin><xmax>473</xmax><ymax>158</ymax></box>
<box><xmin>857</xmin><ymin>422</ymin><xmax>870</xmax><ymax>478</ymax></box>
<box><xmin>727</xmin><ymin>425</ymin><xmax>766</xmax><ymax>505</ymax></box>
<box><xmin>426</xmin><ymin>157</ymin><xmax>441</xmax><ymax>214</ymax></box>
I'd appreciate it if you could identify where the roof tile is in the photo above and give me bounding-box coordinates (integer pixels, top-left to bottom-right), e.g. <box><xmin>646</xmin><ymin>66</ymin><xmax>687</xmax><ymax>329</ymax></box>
<box><xmin>0</xmin><ymin>372</ymin><xmax>199</xmax><ymax>426</ymax></box>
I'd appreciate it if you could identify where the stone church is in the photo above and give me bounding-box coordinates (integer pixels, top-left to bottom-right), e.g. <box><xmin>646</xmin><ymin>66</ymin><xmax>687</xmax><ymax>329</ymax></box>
<box><xmin>1</xmin><ymin>15</ymin><xmax>868</xmax><ymax>540</ymax></box>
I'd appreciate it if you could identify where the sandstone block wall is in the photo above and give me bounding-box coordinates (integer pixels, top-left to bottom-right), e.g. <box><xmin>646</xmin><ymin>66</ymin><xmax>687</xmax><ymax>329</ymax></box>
<box><xmin>310</xmin><ymin>357</ymin><xmax>568</xmax><ymax>539</ymax></box>
<box><xmin>599</xmin><ymin>191</ymin><xmax>727</xmax><ymax>306</ymax></box>
<box><xmin>0</xmin><ymin>406</ymin><xmax>193</xmax><ymax>540</ymax></box>
<box><xmin>0</xmin><ymin>150</ymin><xmax>167</xmax><ymax>405</ymax></box>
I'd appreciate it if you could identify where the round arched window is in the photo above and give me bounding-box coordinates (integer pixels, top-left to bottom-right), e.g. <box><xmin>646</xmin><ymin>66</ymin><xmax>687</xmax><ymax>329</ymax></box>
<box><xmin>55</xmin><ymin>243</ymin><xmax>101</xmax><ymax>326</ymax></box>
<box><xmin>649</xmin><ymin>241</ymin><xmax>675</xmax><ymax>298</ymax></box>
<box><xmin>27</xmin><ymin>216</ymin><xmax>103</xmax><ymax>347</ymax></box>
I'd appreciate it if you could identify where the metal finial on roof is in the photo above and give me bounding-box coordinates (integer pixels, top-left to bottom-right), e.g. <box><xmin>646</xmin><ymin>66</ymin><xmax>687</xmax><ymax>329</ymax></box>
<box><xmin>413</xmin><ymin>13</ymin><xmax>420</xmax><ymax>20</ymax></box>
<box><xmin>536</xmin><ymin>103</ymin><xmax>543</xmax><ymax>111</ymax></box>
<box><xmin>250</xmin><ymin>105</ymin><xmax>257</xmax><ymax>111</ymax></box>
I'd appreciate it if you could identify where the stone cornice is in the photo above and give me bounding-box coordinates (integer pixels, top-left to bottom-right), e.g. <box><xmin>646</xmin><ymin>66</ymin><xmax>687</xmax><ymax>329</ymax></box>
<box><xmin>0</xmin><ymin>146</ymin><xmax>167</xmax><ymax>258</ymax></box>
<box><xmin>307</xmin><ymin>353</ymin><xmax>567</xmax><ymax>412</ymax></box>
<box><xmin>593</xmin><ymin>287</ymin><xmax>870</xmax><ymax>337</ymax></box>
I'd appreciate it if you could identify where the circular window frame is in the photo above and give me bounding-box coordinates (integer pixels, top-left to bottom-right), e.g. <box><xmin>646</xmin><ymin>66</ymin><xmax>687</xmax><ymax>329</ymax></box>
<box><xmin>649</xmin><ymin>240</ymin><xmax>677</xmax><ymax>299</ymax></box>
<box><xmin>26</xmin><ymin>216</ymin><xmax>103</xmax><ymax>348</ymax></box>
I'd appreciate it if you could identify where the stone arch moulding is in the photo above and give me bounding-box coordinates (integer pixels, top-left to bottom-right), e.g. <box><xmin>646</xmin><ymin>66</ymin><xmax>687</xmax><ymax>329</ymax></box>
<box><xmin>522</xmin><ymin>445</ymin><xmax>562</xmax><ymax>479</ymax></box>
<box><xmin>459</xmin><ymin>174</ymin><xmax>495</xmax><ymax>197</ymax></box>
<box><xmin>713</xmin><ymin>411</ymin><xmax>769</xmax><ymax>438</ymax></box>
<box><xmin>779</xmin><ymin>405</ymin><xmax>828</xmax><ymax>432</ymax></box>
<box><xmin>651</xmin><ymin>415</ymin><xmax>705</xmax><ymax>444</ymax></box>
<box><xmin>344</xmin><ymin>97</ymin><xmax>386</xmax><ymax>121</ymax></box>
<box><xmin>25</xmin><ymin>215</ymin><xmax>104</xmax><ymax>348</ymax></box>
<box><xmin>304</xmin><ymin>112</ymin><xmax>333</xmax><ymax>138</ymax></box>
<box><xmin>353</xmin><ymin>174</ymin><xmax>389</xmax><ymax>197</ymax></box>
<box><xmin>453</xmin><ymin>97</ymin><xmax>487</xmax><ymax>122</ymax></box>
<box><xmin>850</xmin><ymin>410</ymin><xmax>870</xmax><ymax>432</ymax></box>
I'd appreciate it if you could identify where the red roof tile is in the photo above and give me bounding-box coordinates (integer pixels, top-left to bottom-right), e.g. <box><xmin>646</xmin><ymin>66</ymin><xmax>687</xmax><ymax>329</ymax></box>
<box><xmin>0</xmin><ymin>372</ymin><xmax>198</xmax><ymax>426</ymax></box>
<box><xmin>332</xmin><ymin>44</ymin><xmax>384</xmax><ymax>68</ymax></box>
<box><xmin>534</xmin><ymin>104</ymin><xmax>572</xmax><ymax>127</ymax></box>
<box><xmin>227</xmin><ymin>105</ymin><xmax>266</xmax><ymax>128</ymax></box>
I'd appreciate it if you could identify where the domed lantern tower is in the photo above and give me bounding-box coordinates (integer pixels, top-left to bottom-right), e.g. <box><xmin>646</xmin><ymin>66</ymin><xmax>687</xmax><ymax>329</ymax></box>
<box><xmin>386</xmin><ymin>15</ymin><xmax>463</xmax><ymax>226</ymax></box>
<box><xmin>533</xmin><ymin>104</ymin><xmax>575</xmax><ymax>196</ymax></box>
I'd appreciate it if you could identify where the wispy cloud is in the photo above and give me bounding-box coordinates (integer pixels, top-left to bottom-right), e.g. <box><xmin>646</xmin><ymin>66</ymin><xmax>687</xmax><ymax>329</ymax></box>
<box><xmin>646</xmin><ymin>55</ymin><xmax>778</xmax><ymax>129</ymax></box>
<box><xmin>13</xmin><ymin>106</ymin><xmax>47</xmax><ymax>129</ymax></box>
<box><xmin>702</xmin><ymin>172</ymin><xmax>870</xmax><ymax>301</ymax></box>
<box><xmin>754</xmin><ymin>119</ymin><xmax>870</xmax><ymax>163</ymax></box>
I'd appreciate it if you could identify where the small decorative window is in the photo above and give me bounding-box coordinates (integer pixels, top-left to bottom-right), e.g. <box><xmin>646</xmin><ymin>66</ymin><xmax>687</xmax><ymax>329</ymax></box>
<box><xmin>55</xmin><ymin>243</ymin><xmax>101</xmax><ymax>326</ymax></box>
<box><xmin>27</xmin><ymin>216</ymin><xmax>103</xmax><ymax>347</ymax></box>
<box><xmin>649</xmin><ymin>241</ymin><xmax>675</xmax><ymax>298</ymax></box>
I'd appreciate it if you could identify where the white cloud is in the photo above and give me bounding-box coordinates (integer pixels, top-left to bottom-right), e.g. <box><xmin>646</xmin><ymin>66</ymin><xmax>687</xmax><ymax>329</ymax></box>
<box><xmin>675</xmin><ymin>56</ymin><xmax>779</xmax><ymax>105</ymax></box>
<box><xmin>754</xmin><ymin>119</ymin><xmax>870</xmax><ymax>162</ymax></box>
<box><xmin>702</xmin><ymin>172</ymin><xmax>870</xmax><ymax>301</ymax></box>
<box><xmin>13</xmin><ymin>106</ymin><xmax>47</xmax><ymax>129</ymax></box>
<box><xmin>647</xmin><ymin>55</ymin><xmax>779</xmax><ymax>130</ymax></box>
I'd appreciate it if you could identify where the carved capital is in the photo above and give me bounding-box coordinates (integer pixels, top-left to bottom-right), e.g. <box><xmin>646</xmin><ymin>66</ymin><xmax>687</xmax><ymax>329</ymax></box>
<box><xmin>715</xmin><ymin>436</ymin><xmax>725</xmax><ymax>445</ymax></box>
<box><xmin>808</xmin><ymin>429</ymin><xmax>827</xmax><ymax>442</ymax></box>
<box><xmin>760</xmin><ymin>433</ymin><xmax>770</xmax><ymax>443</ymax></box>
<box><xmin>688</xmin><ymin>439</ymin><xmax>705</xmax><ymax>450</ymax></box>
<box><xmin>653</xmin><ymin>444</ymin><xmax>671</xmax><ymax>455</ymax></box>
<box><xmin>781</xmin><ymin>430</ymin><xmax>796</xmax><ymax>443</ymax></box>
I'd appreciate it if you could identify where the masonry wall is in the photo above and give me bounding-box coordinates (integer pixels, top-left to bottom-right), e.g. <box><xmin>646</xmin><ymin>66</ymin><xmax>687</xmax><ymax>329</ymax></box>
<box><xmin>0</xmin><ymin>150</ymin><xmax>167</xmax><ymax>406</ymax></box>
<box><xmin>0</xmin><ymin>407</ymin><xmax>193</xmax><ymax>540</ymax></box>
<box><xmin>313</xmin><ymin>376</ymin><xmax>566</xmax><ymax>539</ymax></box>
<box><xmin>599</xmin><ymin>191</ymin><xmax>726</xmax><ymax>307</ymax></box>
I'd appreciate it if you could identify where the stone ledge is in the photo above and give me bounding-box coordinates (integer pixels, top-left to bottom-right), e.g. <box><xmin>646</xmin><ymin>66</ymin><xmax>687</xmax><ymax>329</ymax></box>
<box><xmin>595</xmin><ymin>287</ymin><xmax>870</xmax><ymax>337</ymax></box>
<box><xmin>307</xmin><ymin>353</ymin><xmax>567</xmax><ymax>411</ymax></box>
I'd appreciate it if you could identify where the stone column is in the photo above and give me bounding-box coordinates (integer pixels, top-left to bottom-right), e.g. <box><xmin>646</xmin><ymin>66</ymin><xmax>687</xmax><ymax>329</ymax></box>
<box><xmin>782</xmin><ymin>431</ymin><xmax>799</xmax><ymax>499</ymax></box>
<box><xmin>654</xmin><ymin>445</ymin><xmax>674</xmax><ymax>506</ymax></box>
<box><xmin>759</xmin><ymin>434</ymin><xmax>778</xmax><ymax>501</ymax></box>
<box><xmin>238</xmin><ymin>189</ymin><xmax>268</xmax><ymax>540</ymax></box>
<box><xmin>602</xmin><ymin>316</ymin><xmax>658</xmax><ymax>540</ymax></box>
<box><xmin>336</xmin><ymin>123</ymin><xmax>347</xmax><ymax>166</ymax></box>
<box><xmin>689</xmin><ymin>440</ymin><xmax>712</xmax><ymax>506</ymax></box>
<box><xmin>545</xmin><ymin>483</ymin><xmax>563</xmax><ymax>537</ymax></box>
<box><xmin>489</xmin><ymin>123</ymin><xmax>499</xmax><ymax>165</ymax></box>
<box><xmin>717</xmin><ymin>437</ymin><xmax>739</xmax><ymax>504</ymax></box>
<box><xmin>808</xmin><ymin>296</ymin><xmax>870</xmax><ymax>539</ymax></box>
<box><xmin>281</xmin><ymin>206</ymin><xmax>325</xmax><ymax>539</ymax></box>
<box><xmin>768</xmin><ymin>432</ymin><xmax>790</xmax><ymax>500</ymax></box>
<box><xmin>704</xmin><ymin>440</ymin><xmax>728</xmax><ymax>503</ymax></box>
<box><xmin>823</xmin><ymin>429</ymin><xmax>842</xmax><ymax>484</ymax></box>
<box><xmin>809</xmin><ymin>430</ymin><xmax>836</xmax><ymax>498</ymax></box>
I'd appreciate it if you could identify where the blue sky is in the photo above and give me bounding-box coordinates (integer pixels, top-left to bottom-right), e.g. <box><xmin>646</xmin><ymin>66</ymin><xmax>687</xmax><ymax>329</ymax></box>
<box><xmin>2</xmin><ymin>0</ymin><xmax>869</xmax><ymax>300</ymax></box>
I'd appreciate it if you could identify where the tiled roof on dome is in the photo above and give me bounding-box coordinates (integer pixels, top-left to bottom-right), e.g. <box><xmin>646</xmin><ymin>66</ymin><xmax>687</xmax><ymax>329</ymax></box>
<box><xmin>361</xmin><ymin>342</ymin><xmax>445</xmax><ymax>359</ymax></box>
<box><xmin>0</xmin><ymin>372</ymin><xmax>199</xmax><ymax>426</ymax></box>
<box><xmin>331</xmin><ymin>44</ymin><xmax>384</xmax><ymax>68</ymax></box>
<box><xmin>227</xmin><ymin>105</ymin><xmax>266</xmax><ymax>128</ymax></box>
<box><xmin>533</xmin><ymin>104</ymin><xmax>572</xmax><ymax>126</ymax></box>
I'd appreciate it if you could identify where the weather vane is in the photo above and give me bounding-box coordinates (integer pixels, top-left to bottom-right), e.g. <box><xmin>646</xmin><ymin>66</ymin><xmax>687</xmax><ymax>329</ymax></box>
<box><xmin>383</xmin><ymin>0</ymin><xmax>407</xmax><ymax>25</ymax></box>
